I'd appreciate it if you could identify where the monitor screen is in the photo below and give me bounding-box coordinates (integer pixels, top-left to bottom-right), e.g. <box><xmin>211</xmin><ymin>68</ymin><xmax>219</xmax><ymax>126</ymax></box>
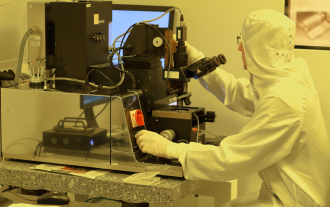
<box><xmin>110</xmin><ymin>4</ymin><xmax>175</xmax><ymax>67</ymax></box>
<box><xmin>285</xmin><ymin>0</ymin><xmax>330</xmax><ymax>50</ymax></box>
<box><xmin>80</xmin><ymin>95</ymin><xmax>110</xmax><ymax>109</ymax></box>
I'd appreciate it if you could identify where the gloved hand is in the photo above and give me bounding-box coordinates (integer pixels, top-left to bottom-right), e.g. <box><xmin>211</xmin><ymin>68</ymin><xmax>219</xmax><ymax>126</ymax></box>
<box><xmin>135</xmin><ymin>130</ymin><xmax>170</xmax><ymax>158</ymax></box>
<box><xmin>135</xmin><ymin>130</ymin><xmax>189</xmax><ymax>159</ymax></box>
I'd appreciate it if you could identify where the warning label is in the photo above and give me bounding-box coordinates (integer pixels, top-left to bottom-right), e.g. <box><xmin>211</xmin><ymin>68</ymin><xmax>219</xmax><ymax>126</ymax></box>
<box><xmin>30</xmin><ymin>35</ymin><xmax>41</xmax><ymax>47</ymax></box>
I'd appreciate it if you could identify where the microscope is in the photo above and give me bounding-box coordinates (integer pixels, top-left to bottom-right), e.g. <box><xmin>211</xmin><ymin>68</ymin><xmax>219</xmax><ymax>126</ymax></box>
<box><xmin>1</xmin><ymin>1</ymin><xmax>226</xmax><ymax>177</ymax></box>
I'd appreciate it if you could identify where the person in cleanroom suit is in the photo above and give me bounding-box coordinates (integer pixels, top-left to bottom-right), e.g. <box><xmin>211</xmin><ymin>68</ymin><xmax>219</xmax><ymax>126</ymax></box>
<box><xmin>135</xmin><ymin>9</ymin><xmax>330</xmax><ymax>207</ymax></box>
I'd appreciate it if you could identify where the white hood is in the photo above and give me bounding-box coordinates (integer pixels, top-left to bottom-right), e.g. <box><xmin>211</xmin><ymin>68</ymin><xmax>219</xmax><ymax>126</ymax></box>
<box><xmin>241</xmin><ymin>9</ymin><xmax>310</xmax><ymax>100</ymax></box>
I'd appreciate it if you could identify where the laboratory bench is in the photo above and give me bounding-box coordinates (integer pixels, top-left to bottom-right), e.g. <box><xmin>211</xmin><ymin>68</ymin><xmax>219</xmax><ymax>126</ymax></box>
<box><xmin>0</xmin><ymin>160</ymin><xmax>211</xmax><ymax>206</ymax></box>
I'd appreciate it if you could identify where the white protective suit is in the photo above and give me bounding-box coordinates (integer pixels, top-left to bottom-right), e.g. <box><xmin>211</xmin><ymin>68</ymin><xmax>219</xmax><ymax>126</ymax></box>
<box><xmin>177</xmin><ymin>10</ymin><xmax>330</xmax><ymax>207</ymax></box>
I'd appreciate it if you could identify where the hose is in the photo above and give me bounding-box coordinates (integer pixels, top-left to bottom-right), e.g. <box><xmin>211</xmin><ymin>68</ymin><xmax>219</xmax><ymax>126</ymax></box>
<box><xmin>14</xmin><ymin>29</ymin><xmax>33</xmax><ymax>87</ymax></box>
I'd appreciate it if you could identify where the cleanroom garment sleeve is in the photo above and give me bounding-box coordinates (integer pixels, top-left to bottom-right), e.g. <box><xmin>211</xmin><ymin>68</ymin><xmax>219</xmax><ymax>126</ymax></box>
<box><xmin>178</xmin><ymin>89</ymin><xmax>302</xmax><ymax>181</ymax></box>
<box><xmin>199</xmin><ymin>70</ymin><xmax>255</xmax><ymax>117</ymax></box>
<box><xmin>188</xmin><ymin>44</ymin><xmax>255</xmax><ymax>116</ymax></box>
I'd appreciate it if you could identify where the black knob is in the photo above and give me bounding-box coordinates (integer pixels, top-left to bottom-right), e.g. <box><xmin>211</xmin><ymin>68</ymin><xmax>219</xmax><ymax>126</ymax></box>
<box><xmin>205</xmin><ymin>111</ymin><xmax>216</xmax><ymax>122</ymax></box>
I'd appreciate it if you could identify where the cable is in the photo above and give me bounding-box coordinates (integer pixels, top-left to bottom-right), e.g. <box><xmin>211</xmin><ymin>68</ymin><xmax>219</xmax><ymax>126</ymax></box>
<box><xmin>3</xmin><ymin>138</ymin><xmax>40</xmax><ymax>154</ymax></box>
<box><xmin>74</xmin><ymin>111</ymin><xmax>85</xmax><ymax>127</ymax></box>
<box><xmin>44</xmin><ymin>77</ymin><xmax>114</xmax><ymax>89</ymax></box>
<box><xmin>192</xmin><ymin>113</ymin><xmax>199</xmax><ymax>143</ymax></box>
<box><xmin>138</xmin><ymin>22</ymin><xmax>172</xmax><ymax>88</ymax></box>
<box><xmin>85</xmin><ymin>69</ymin><xmax>116</xmax><ymax>88</ymax></box>
<box><xmin>85</xmin><ymin>197</ymin><xmax>118</xmax><ymax>203</ymax></box>
<box><xmin>1</xmin><ymin>186</ymin><xmax>19</xmax><ymax>193</ymax></box>
<box><xmin>108</xmin><ymin>47</ymin><xmax>136</xmax><ymax>89</ymax></box>
<box><xmin>74</xmin><ymin>102</ymin><xmax>108</xmax><ymax>127</ymax></box>
<box><xmin>33</xmin><ymin>141</ymin><xmax>43</xmax><ymax>156</ymax></box>
<box><xmin>109</xmin><ymin>7</ymin><xmax>183</xmax><ymax>89</ymax></box>
<box><xmin>96</xmin><ymin>102</ymin><xmax>109</xmax><ymax>118</ymax></box>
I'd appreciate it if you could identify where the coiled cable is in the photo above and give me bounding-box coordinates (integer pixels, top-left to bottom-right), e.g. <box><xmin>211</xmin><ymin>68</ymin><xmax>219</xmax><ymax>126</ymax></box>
<box><xmin>108</xmin><ymin>47</ymin><xmax>136</xmax><ymax>89</ymax></box>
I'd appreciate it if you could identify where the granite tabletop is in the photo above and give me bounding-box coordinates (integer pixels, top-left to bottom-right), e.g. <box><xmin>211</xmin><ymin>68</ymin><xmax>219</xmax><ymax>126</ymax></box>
<box><xmin>0</xmin><ymin>160</ymin><xmax>209</xmax><ymax>205</ymax></box>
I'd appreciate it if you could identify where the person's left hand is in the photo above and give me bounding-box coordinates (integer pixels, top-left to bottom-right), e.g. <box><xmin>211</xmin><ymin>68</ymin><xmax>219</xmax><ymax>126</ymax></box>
<box><xmin>135</xmin><ymin>130</ymin><xmax>169</xmax><ymax>158</ymax></box>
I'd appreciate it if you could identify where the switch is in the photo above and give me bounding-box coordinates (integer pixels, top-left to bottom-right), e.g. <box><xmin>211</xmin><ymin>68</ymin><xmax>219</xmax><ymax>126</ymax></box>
<box><xmin>130</xmin><ymin>109</ymin><xmax>145</xmax><ymax>128</ymax></box>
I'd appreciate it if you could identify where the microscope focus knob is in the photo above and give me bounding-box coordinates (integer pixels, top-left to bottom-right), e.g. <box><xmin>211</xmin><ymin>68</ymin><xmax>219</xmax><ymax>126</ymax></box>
<box><xmin>153</xmin><ymin>37</ymin><xmax>163</xmax><ymax>47</ymax></box>
<box><xmin>160</xmin><ymin>129</ymin><xmax>176</xmax><ymax>141</ymax></box>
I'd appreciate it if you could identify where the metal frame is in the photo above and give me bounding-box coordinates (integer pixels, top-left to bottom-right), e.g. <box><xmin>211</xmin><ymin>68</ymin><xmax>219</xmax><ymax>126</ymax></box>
<box><xmin>112</xmin><ymin>4</ymin><xmax>175</xmax><ymax>30</ymax></box>
<box><xmin>3</xmin><ymin>153</ymin><xmax>183</xmax><ymax>177</ymax></box>
<box><xmin>285</xmin><ymin>0</ymin><xmax>330</xmax><ymax>50</ymax></box>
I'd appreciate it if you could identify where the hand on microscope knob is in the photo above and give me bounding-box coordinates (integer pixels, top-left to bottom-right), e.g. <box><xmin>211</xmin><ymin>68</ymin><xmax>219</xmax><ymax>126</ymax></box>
<box><xmin>135</xmin><ymin>130</ymin><xmax>170</xmax><ymax>158</ymax></box>
<box><xmin>135</xmin><ymin>130</ymin><xmax>189</xmax><ymax>159</ymax></box>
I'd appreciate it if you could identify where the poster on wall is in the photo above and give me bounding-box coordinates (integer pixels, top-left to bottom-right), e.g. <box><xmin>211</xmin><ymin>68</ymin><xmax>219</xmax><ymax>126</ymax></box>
<box><xmin>286</xmin><ymin>0</ymin><xmax>330</xmax><ymax>49</ymax></box>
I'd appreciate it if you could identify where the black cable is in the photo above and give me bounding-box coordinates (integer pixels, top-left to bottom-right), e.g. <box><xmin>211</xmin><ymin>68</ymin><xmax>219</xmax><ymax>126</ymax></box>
<box><xmin>118</xmin><ymin>24</ymin><xmax>137</xmax><ymax>65</ymax></box>
<box><xmin>85</xmin><ymin>69</ymin><xmax>116</xmax><ymax>88</ymax></box>
<box><xmin>19</xmin><ymin>76</ymin><xmax>24</xmax><ymax>80</ymax></box>
<box><xmin>138</xmin><ymin>23</ymin><xmax>172</xmax><ymax>89</ymax></box>
<box><xmin>108</xmin><ymin>47</ymin><xmax>136</xmax><ymax>89</ymax></box>
<box><xmin>118</xmin><ymin>23</ymin><xmax>171</xmax><ymax>89</ymax></box>
<box><xmin>1</xmin><ymin>186</ymin><xmax>19</xmax><ymax>193</ymax></box>
<box><xmin>38</xmin><ymin>142</ymin><xmax>43</xmax><ymax>157</ymax></box>
<box><xmin>75</xmin><ymin>102</ymin><xmax>108</xmax><ymax>127</ymax></box>
<box><xmin>33</xmin><ymin>142</ymin><xmax>42</xmax><ymax>156</ymax></box>
<box><xmin>96</xmin><ymin>102</ymin><xmax>109</xmax><ymax>118</ymax></box>
<box><xmin>74</xmin><ymin>111</ymin><xmax>85</xmax><ymax>127</ymax></box>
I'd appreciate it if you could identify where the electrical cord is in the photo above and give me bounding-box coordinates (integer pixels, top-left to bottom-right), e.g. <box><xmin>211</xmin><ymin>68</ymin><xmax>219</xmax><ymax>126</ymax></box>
<box><xmin>108</xmin><ymin>47</ymin><xmax>136</xmax><ymax>89</ymax></box>
<box><xmin>96</xmin><ymin>102</ymin><xmax>109</xmax><ymax>118</ymax></box>
<box><xmin>3</xmin><ymin>138</ymin><xmax>40</xmax><ymax>154</ymax></box>
<box><xmin>74</xmin><ymin>111</ymin><xmax>85</xmax><ymax>127</ymax></box>
<box><xmin>1</xmin><ymin>186</ymin><xmax>19</xmax><ymax>193</ymax></box>
<box><xmin>33</xmin><ymin>141</ymin><xmax>43</xmax><ymax>156</ymax></box>
<box><xmin>116</xmin><ymin>23</ymin><xmax>172</xmax><ymax>88</ymax></box>
<box><xmin>45</xmin><ymin>77</ymin><xmax>114</xmax><ymax>89</ymax></box>
<box><xmin>74</xmin><ymin>102</ymin><xmax>109</xmax><ymax>127</ymax></box>
<box><xmin>138</xmin><ymin>22</ymin><xmax>172</xmax><ymax>88</ymax></box>
<box><xmin>85</xmin><ymin>69</ymin><xmax>116</xmax><ymax>88</ymax></box>
<box><xmin>113</xmin><ymin>7</ymin><xmax>183</xmax><ymax>90</ymax></box>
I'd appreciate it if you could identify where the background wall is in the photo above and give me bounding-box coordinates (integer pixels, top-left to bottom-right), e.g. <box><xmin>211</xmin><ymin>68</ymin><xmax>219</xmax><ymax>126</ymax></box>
<box><xmin>1</xmin><ymin>0</ymin><xmax>329</xmax><ymax>204</ymax></box>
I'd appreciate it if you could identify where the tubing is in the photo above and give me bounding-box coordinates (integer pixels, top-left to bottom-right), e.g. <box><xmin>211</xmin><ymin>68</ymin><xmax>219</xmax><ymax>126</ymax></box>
<box><xmin>14</xmin><ymin>29</ymin><xmax>33</xmax><ymax>87</ymax></box>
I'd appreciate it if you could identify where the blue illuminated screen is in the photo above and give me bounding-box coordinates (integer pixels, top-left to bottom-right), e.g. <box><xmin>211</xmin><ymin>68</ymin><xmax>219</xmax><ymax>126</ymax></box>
<box><xmin>110</xmin><ymin>10</ymin><xmax>170</xmax><ymax>67</ymax></box>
